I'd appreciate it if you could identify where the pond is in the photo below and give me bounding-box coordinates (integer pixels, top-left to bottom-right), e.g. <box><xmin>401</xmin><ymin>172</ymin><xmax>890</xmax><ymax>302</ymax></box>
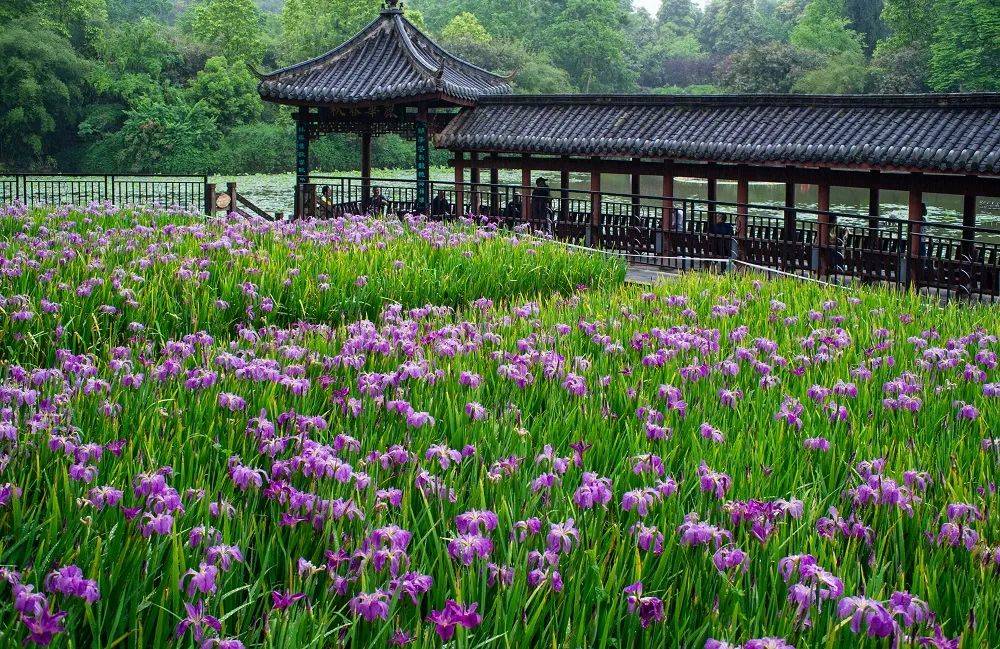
<box><xmin>218</xmin><ymin>169</ymin><xmax>1000</xmax><ymax>230</ymax></box>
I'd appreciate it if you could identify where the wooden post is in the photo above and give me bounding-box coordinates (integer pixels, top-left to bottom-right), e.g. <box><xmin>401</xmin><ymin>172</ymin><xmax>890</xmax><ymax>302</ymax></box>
<box><xmin>294</xmin><ymin>108</ymin><xmax>310</xmax><ymax>219</ymax></box>
<box><xmin>706</xmin><ymin>165</ymin><xmax>718</xmax><ymax>228</ymax></box>
<box><xmin>226</xmin><ymin>182</ymin><xmax>237</xmax><ymax>215</ymax></box>
<box><xmin>469</xmin><ymin>152</ymin><xmax>480</xmax><ymax>215</ymax></box>
<box><xmin>560</xmin><ymin>166</ymin><xmax>570</xmax><ymax>225</ymax></box>
<box><xmin>660</xmin><ymin>164</ymin><xmax>674</xmax><ymax>232</ymax></box>
<box><xmin>908</xmin><ymin>189</ymin><xmax>923</xmax><ymax>287</ymax></box>
<box><xmin>521</xmin><ymin>157</ymin><xmax>531</xmax><ymax>223</ymax></box>
<box><xmin>590</xmin><ymin>161</ymin><xmax>601</xmax><ymax>247</ymax></box>
<box><xmin>361</xmin><ymin>131</ymin><xmax>372</xmax><ymax>213</ymax></box>
<box><xmin>204</xmin><ymin>182</ymin><xmax>216</xmax><ymax>216</ymax></box>
<box><xmin>868</xmin><ymin>171</ymin><xmax>880</xmax><ymax>230</ymax></box>
<box><xmin>736</xmin><ymin>170</ymin><xmax>749</xmax><ymax>256</ymax></box>
<box><xmin>631</xmin><ymin>158</ymin><xmax>641</xmax><ymax>218</ymax></box>
<box><xmin>454</xmin><ymin>151</ymin><xmax>465</xmax><ymax>218</ymax></box>
<box><xmin>784</xmin><ymin>180</ymin><xmax>796</xmax><ymax>240</ymax></box>
<box><xmin>962</xmin><ymin>191</ymin><xmax>976</xmax><ymax>259</ymax></box>
<box><xmin>489</xmin><ymin>168</ymin><xmax>499</xmax><ymax>216</ymax></box>
<box><xmin>415</xmin><ymin>107</ymin><xmax>430</xmax><ymax>212</ymax></box>
<box><xmin>817</xmin><ymin>181</ymin><xmax>831</xmax><ymax>276</ymax></box>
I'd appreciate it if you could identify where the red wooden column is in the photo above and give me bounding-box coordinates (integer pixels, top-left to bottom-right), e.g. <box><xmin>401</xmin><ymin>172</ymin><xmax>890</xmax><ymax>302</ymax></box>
<box><xmin>560</xmin><ymin>165</ymin><xmax>570</xmax><ymax>225</ymax></box>
<box><xmin>817</xmin><ymin>179</ymin><xmax>832</xmax><ymax>276</ymax></box>
<box><xmin>590</xmin><ymin>159</ymin><xmax>602</xmax><ymax>247</ymax></box>
<box><xmin>469</xmin><ymin>152</ymin><xmax>480</xmax><ymax>215</ymax></box>
<box><xmin>660</xmin><ymin>162</ymin><xmax>675</xmax><ymax>256</ymax></box>
<box><xmin>736</xmin><ymin>169</ymin><xmax>749</xmax><ymax>260</ymax></box>
<box><xmin>783</xmin><ymin>179</ymin><xmax>796</xmax><ymax>240</ymax></box>
<box><xmin>706</xmin><ymin>164</ymin><xmax>718</xmax><ymax>227</ymax></box>
<box><xmin>489</xmin><ymin>168</ymin><xmax>500</xmax><ymax>216</ymax></box>
<box><xmin>868</xmin><ymin>171</ymin><xmax>881</xmax><ymax>230</ymax></box>
<box><xmin>962</xmin><ymin>190</ymin><xmax>977</xmax><ymax>259</ymax></box>
<box><xmin>631</xmin><ymin>158</ymin><xmax>641</xmax><ymax>218</ymax></box>
<box><xmin>453</xmin><ymin>151</ymin><xmax>465</xmax><ymax>218</ymax></box>
<box><xmin>908</xmin><ymin>189</ymin><xmax>923</xmax><ymax>287</ymax></box>
<box><xmin>521</xmin><ymin>155</ymin><xmax>532</xmax><ymax>223</ymax></box>
<box><xmin>360</xmin><ymin>131</ymin><xmax>372</xmax><ymax>213</ymax></box>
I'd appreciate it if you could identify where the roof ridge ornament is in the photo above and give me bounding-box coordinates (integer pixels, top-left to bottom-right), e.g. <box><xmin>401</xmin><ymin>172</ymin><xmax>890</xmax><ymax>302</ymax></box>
<box><xmin>381</xmin><ymin>0</ymin><xmax>403</xmax><ymax>13</ymax></box>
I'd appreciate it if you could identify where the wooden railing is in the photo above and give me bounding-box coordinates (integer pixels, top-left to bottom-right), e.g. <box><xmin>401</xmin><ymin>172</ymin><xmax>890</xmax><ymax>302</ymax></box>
<box><xmin>301</xmin><ymin>175</ymin><xmax>1000</xmax><ymax>302</ymax></box>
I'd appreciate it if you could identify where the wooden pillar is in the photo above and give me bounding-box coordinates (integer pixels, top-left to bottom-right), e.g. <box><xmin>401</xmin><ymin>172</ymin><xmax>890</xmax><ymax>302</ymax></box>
<box><xmin>736</xmin><ymin>170</ymin><xmax>749</xmax><ymax>244</ymax></box>
<box><xmin>294</xmin><ymin>108</ymin><xmax>310</xmax><ymax>218</ymax></box>
<box><xmin>868</xmin><ymin>171</ymin><xmax>880</xmax><ymax>230</ymax></box>
<box><xmin>453</xmin><ymin>152</ymin><xmax>465</xmax><ymax>217</ymax></box>
<box><xmin>204</xmin><ymin>182</ymin><xmax>216</xmax><ymax>216</ymax></box>
<box><xmin>226</xmin><ymin>182</ymin><xmax>237</xmax><ymax>215</ymax></box>
<box><xmin>469</xmin><ymin>152</ymin><xmax>480</xmax><ymax>215</ymax></box>
<box><xmin>360</xmin><ymin>131</ymin><xmax>372</xmax><ymax>213</ymax></box>
<box><xmin>590</xmin><ymin>161</ymin><xmax>602</xmax><ymax>247</ymax></box>
<box><xmin>631</xmin><ymin>158</ymin><xmax>641</xmax><ymax>218</ymax></box>
<box><xmin>521</xmin><ymin>155</ymin><xmax>531</xmax><ymax>223</ymax></box>
<box><xmin>415</xmin><ymin>107</ymin><xmax>430</xmax><ymax>212</ymax></box>
<box><xmin>908</xmin><ymin>189</ymin><xmax>923</xmax><ymax>287</ymax></box>
<box><xmin>489</xmin><ymin>168</ymin><xmax>499</xmax><ymax>216</ymax></box>
<box><xmin>706</xmin><ymin>165</ymin><xmax>718</xmax><ymax>227</ymax></box>
<box><xmin>962</xmin><ymin>191</ymin><xmax>977</xmax><ymax>259</ymax></box>
<box><xmin>784</xmin><ymin>180</ymin><xmax>796</xmax><ymax>240</ymax></box>
<box><xmin>817</xmin><ymin>180</ymin><xmax>831</xmax><ymax>275</ymax></box>
<box><xmin>660</xmin><ymin>163</ymin><xmax>674</xmax><ymax>232</ymax></box>
<box><xmin>560</xmin><ymin>165</ymin><xmax>570</xmax><ymax>224</ymax></box>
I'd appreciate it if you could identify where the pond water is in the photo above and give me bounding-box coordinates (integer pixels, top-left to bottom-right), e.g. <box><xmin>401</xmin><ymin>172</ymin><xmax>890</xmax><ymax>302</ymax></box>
<box><xmin>219</xmin><ymin>169</ymin><xmax>1000</xmax><ymax>229</ymax></box>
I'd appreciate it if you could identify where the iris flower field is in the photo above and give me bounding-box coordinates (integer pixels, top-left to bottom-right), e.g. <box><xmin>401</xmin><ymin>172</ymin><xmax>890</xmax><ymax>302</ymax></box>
<box><xmin>0</xmin><ymin>203</ymin><xmax>997</xmax><ymax>648</ymax></box>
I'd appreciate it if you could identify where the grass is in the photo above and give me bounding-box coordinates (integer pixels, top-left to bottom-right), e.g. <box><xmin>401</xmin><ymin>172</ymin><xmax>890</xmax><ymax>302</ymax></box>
<box><xmin>0</xmin><ymin>207</ymin><xmax>997</xmax><ymax>648</ymax></box>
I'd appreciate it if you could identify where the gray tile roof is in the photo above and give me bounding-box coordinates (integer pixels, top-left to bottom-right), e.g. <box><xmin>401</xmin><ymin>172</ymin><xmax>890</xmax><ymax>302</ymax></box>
<box><xmin>257</xmin><ymin>8</ymin><xmax>511</xmax><ymax>106</ymax></box>
<box><xmin>434</xmin><ymin>94</ymin><xmax>1000</xmax><ymax>174</ymax></box>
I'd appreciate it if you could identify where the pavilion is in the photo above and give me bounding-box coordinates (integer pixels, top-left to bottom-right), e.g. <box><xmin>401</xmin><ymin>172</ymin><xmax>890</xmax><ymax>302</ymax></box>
<box><xmin>257</xmin><ymin>0</ymin><xmax>1000</xmax><ymax>297</ymax></box>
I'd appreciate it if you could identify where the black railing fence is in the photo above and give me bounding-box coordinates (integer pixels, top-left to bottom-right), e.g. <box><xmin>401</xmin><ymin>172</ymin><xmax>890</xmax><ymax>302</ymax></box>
<box><xmin>303</xmin><ymin>175</ymin><xmax>1000</xmax><ymax>302</ymax></box>
<box><xmin>0</xmin><ymin>174</ymin><xmax>207</xmax><ymax>209</ymax></box>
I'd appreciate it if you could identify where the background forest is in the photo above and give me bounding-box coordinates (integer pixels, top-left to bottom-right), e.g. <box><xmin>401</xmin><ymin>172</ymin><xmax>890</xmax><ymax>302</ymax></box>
<box><xmin>1</xmin><ymin>0</ymin><xmax>998</xmax><ymax>174</ymax></box>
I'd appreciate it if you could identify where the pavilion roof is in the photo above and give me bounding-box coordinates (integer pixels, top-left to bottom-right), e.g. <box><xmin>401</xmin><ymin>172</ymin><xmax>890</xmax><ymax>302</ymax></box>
<box><xmin>435</xmin><ymin>94</ymin><xmax>1000</xmax><ymax>175</ymax></box>
<box><xmin>257</xmin><ymin>4</ymin><xmax>511</xmax><ymax>107</ymax></box>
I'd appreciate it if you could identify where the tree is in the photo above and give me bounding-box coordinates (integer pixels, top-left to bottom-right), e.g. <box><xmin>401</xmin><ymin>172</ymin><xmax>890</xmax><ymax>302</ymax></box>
<box><xmin>870</xmin><ymin>45</ymin><xmax>928</xmax><ymax>92</ymax></box>
<box><xmin>843</xmin><ymin>0</ymin><xmax>885</xmax><ymax>54</ymax></box>
<box><xmin>698</xmin><ymin>0</ymin><xmax>772</xmax><ymax>56</ymax></box>
<box><xmin>544</xmin><ymin>0</ymin><xmax>638</xmax><ymax>92</ymax></box>
<box><xmin>279</xmin><ymin>0</ymin><xmax>381</xmax><ymax>63</ymax></box>
<box><xmin>792</xmin><ymin>50</ymin><xmax>870</xmax><ymax>92</ymax></box>
<box><xmin>441</xmin><ymin>11</ymin><xmax>491</xmax><ymax>45</ymax></box>
<box><xmin>718</xmin><ymin>41</ymin><xmax>821</xmax><ymax>92</ymax></box>
<box><xmin>111</xmin><ymin>97</ymin><xmax>221</xmax><ymax>173</ymax></box>
<box><xmin>790</xmin><ymin>0</ymin><xmax>864</xmax><ymax>57</ymax></box>
<box><xmin>441</xmin><ymin>35</ymin><xmax>575</xmax><ymax>93</ymax></box>
<box><xmin>190</xmin><ymin>0</ymin><xmax>266</xmax><ymax>64</ymax></box>
<box><xmin>185</xmin><ymin>56</ymin><xmax>263</xmax><ymax>131</ymax></box>
<box><xmin>657</xmin><ymin>0</ymin><xmax>699</xmax><ymax>31</ymax></box>
<box><xmin>927</xmin><ymin>0</ymin><xmax>1000</xmax><ymax>91</ymax></box>
<box><xmin>0</xmin><ymin>19</ymin><xmax>90</xmax><ymax>168</ymax></box>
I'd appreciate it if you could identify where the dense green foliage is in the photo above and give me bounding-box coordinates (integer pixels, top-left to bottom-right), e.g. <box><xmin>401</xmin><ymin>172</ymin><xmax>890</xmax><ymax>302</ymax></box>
<box><xmin>1</xmin><ymin>0</ymin><xmax>997</xmax><ymax>173</ymax></box>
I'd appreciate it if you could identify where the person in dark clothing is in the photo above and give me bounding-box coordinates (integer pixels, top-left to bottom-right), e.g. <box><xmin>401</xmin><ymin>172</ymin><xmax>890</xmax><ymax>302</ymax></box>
<box><xmin>709</xmin><ymin>213</ymin><xmax>736</xmax><ymax>261</ymax></box>
<box><xmin>430</xmin><ymin>190</ymin><xmax>451</xmax><ymax>217</ymax></box>
<box><xmin>370</xmin><ymin>187</ymin><xmax>389</xmax><ymax>216</ymax></box>
<box><xmin>502</xmin><ymin>194</ymin><xmax>522</xmax><ymax>225</ymax></box>
<box><xmin>530</xmin><ymin>177</ymin><xmax>553</xmax><ymax>231</ymax></box>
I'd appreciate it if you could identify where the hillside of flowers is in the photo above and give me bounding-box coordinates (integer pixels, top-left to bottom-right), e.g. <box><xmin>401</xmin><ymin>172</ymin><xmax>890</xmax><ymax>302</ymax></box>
<box><xmin>1</xmin><ymin>207</ymin><xmax>999</xmax><ymax>648</ymax></box>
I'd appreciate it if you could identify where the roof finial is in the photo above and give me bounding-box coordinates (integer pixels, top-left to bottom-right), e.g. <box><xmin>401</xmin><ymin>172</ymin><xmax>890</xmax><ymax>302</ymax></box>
<box><xmin>382</xmin><ymin>0</ymin><xmax>403</xmax><ymax>11</ymax></box>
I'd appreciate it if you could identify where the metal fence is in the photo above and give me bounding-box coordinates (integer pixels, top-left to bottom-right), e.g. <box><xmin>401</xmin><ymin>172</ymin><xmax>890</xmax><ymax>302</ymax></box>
<box><xmin>0</xmin><ymin>174</ymin><xmax>207</xmax><ymax>209</ymax></box>
<box><xmin>304</xmin><ymin>175</ymin><xmax>1000</xmax><ymax>302</ymax></box>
